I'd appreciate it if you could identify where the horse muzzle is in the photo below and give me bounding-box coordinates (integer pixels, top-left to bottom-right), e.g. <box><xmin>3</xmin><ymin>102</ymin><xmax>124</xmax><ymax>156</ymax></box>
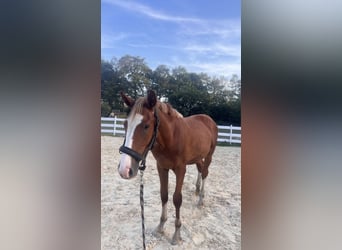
<box><xmin>118</xmin><ymin>164</ymin><xmax>134</xmax><ymax>179</ymax></box>
<box><xmin>118</xmin><ymin>155</ymin><xmax>139</xmax><ymax>179</ymax></box>
<box><xmin>118</xmin><ymin>145</ymin><xmax>144</xmax><ymax>179</ymax></box>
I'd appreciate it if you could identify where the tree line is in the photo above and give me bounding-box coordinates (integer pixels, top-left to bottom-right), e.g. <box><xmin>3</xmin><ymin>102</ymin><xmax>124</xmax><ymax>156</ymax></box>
<box><xmin>101</xmin><ymin>55</ymin><xmax>241</xmax><ymax>126</ymax></box>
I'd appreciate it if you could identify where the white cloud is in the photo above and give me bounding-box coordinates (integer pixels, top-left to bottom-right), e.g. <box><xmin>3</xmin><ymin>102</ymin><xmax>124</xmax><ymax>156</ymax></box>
<box><xmin>189</xmin><ymin>61</ymin><xmax>241</xmax><ymax>78</ymax></box>
<box><xmin>166</xmin><ymin>56</ymin><xmax>240</xmax><ymax>78</ymax></box>
<box><xmin>103</xmin><ymin>0</ymin><xmax>240</xmax><ymax>39</ymax></box>
<box><xmin>184</xmin><ymin>43</ymin><xmax>241</xmax><ymax>58</ymax></box>
<box><xmin>178</xmin><ymin>20</ymin><xmax>241</xmax><ymax>77</ymax></box>
<box><xmin>101</xmin><ymin>0</ymin><xmax>241</xmax><ymax>78</ymax></box>
<box><xmin>179</xmin><ymin>19</ymin><xmax>241</xmax><ymax>39</ymax></box>
<box><xmin>126</xmin><ymin>43</ymin><xmax>176</xmax><ymax>50</ymax></box>
<box><xmin>101</xmin><ymin>32</ymin><xmax>128</xmax><ymax>48</ymax></box>
<box><xmin>103</xmin><ymin>0</ymin><xmax>201</xmax><ymax>23</ymax></box>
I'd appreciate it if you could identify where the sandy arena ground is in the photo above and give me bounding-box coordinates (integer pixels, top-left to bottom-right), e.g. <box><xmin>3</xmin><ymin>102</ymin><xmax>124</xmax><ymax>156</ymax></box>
<box><xmin>101</xmin><ymin>136</ymin><xmax>241</xmax><ymax>250</ymax></box>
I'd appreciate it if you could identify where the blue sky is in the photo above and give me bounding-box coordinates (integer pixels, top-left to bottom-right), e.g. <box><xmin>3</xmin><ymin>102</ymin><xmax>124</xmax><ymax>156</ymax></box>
<box><xmin>101</xmin><ymin>0</ymin><xmax>240</xmax><ymax>78</ymax></box>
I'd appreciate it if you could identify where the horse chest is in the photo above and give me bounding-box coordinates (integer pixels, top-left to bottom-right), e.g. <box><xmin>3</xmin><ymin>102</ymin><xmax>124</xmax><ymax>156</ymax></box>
<box><xmin>152</xmin><ymin>148</ymin><xmax>183</xmax><ymax>168</ymax></box>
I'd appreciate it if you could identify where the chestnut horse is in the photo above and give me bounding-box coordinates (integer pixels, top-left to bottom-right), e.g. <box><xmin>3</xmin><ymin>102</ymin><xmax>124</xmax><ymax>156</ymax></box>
<box><xmin>118</xmin><ymin>90</ymin><xmax>218</xmax><ymax>245</ymax></box>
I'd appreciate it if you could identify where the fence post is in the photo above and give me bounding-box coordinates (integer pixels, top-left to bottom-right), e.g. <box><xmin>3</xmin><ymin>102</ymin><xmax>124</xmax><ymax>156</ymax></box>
<box><xmin>113</xmin><ymin>116</ymin><xmax>117</xmax><ymax>136</ymax></box>
<box><xmin>230</xmin><ymin>124</ymin><xmax>232</xmax><ymax>144</ymax></box>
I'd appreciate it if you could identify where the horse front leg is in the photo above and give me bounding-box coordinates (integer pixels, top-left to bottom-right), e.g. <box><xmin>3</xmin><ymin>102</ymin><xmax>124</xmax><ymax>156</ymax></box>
<box><xmin>171</xmin><ymin>166</ymin><xmax>186</xmax><ymax>245</ymax></box>
<box><xmin>154</xmin><ymin>166</ymin><xmax>169</xmax><ymax>234</ymax></box>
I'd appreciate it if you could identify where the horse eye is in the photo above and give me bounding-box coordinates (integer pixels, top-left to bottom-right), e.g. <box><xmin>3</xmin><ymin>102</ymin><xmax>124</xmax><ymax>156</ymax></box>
<box><xmin>144</xmin><ymin>124</ymin><xmax>150</xmax><ymax>129</ymax></box>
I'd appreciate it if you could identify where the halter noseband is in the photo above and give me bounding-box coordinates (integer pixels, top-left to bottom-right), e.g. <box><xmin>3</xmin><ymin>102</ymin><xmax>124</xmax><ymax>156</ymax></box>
<box><xmin>119</xmin><ymin>108</ymin><xmax>159</xmax><ymax>171</ymax></box>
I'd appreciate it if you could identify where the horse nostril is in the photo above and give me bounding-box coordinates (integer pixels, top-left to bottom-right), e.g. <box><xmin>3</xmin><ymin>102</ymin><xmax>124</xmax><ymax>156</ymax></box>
<box><xmin>128</xmin><ymin>168</ymin><xmax>133</xmax><ymax>177</ymax></box>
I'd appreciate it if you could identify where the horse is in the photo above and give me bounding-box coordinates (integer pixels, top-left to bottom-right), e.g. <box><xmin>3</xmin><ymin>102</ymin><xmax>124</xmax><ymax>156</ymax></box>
<box><xmin>118</xmin><ymin>90</ymin><xmax>218</xmax><ymax>245</ymax></box>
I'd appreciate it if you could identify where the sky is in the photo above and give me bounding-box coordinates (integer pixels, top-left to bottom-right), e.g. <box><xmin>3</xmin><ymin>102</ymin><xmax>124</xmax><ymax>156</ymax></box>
<box><xmin>101</xmin><ymin>0</ymin><xmax>241</xmax><ymax>78</ymax></box>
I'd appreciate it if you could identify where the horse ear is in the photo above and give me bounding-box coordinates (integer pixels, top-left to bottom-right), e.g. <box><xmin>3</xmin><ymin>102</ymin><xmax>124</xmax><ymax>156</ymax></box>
<box><xmin>120</xmin><ymin>92</ymin><xmax>135</xmax><ymax>107</ymax></box>
<box><xmin>147</xmin><ymin>90</ymin><xmax>157</xmax><ymax>109</ymax></box>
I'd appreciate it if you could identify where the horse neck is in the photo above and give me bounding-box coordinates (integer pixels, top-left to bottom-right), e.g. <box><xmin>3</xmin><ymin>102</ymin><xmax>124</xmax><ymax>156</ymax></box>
<box><xmin>155</xmin><ymin>109</ymin><xmax>179</xmax><ymax>149</ymax></box>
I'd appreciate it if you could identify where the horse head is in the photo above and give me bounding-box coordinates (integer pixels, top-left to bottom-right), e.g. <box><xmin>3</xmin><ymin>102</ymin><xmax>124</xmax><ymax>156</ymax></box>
<box><xmin>118</xmin><ymin>90</ymin><xmax>158</xmax><ymax>179</ymax></box>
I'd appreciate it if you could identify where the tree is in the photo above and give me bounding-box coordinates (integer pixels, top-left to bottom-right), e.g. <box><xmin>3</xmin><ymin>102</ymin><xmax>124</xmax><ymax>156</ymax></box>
<box><xmin>168</xmin><ymin>86</ymin><xmax>210</xmax><ymax>116</ymax></box>
<box><xmin>116</xmin><ymin>55</ymin><xmax>152</xmax><ymax>98</ymax></box>
<box><xmin>101</xmin><ymin>101</ymin><xmax>112</xmax><ymax>117</ymax></box>
<box><xmin>206</xmin><ymin>76</ymin><xmax>228</xmax><ymax>105</ymax></box>
<box><xmin>101</xmin><ymin>55</ymin><xmax>241</xmax><ymax>125</ymax></box>
<box><xmin>170</xmin><ymin>66</ymin><xmax>190</xmax><ymax>92</ymax></box>
<box><xmin>101</xmin><ymin>59</ymin><xmax>122</xmax><ymax>111</ymax></box>
<box><xmin>226</xmin><ymin>74</ymin><xmax>241</xmax><ymax>101</ymax></box>
<box><xmin>151</xmin><ymin>65</ymin><xmax>172</xmax><ymax>99</ymax></box>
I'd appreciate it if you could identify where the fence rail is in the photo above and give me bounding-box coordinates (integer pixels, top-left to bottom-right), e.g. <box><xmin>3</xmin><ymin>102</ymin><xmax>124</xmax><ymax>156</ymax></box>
<box><xmin>101</xmin><ymin>117</ymin><xmax>241</xmax><ymax>144</ymax></box>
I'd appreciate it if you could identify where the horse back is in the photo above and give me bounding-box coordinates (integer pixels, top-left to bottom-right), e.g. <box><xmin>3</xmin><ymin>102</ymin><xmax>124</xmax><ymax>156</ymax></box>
<box><xmin>184</xmin><ymin>114</ymin><xmax>218</xmax><ymax>142</ymax></box>
<box><xmin>152</xmin><ymin>114</ymin><xmax>217</xmax><ymax>167</ymax></box>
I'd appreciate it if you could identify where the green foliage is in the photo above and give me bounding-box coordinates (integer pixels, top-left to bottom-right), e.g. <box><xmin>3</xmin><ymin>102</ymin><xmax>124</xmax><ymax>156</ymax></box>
<box><xmin>151</xmin><ymin>65</ymin><xmax>172</xmax><ymax>98</ymax></box>
<box><xmin>168</xmin><ymin>86</ymin><xmax>210</xmax><ymax>116</ymax></box>
<box><xmin>101</xmin><ymin>55</ymin><xmax>241</xmax><ymax>125</ymax></box>
<box><xmin>116</xmin><ymin>55</ymin><xmax>152</xmax><ymax>98</ymax></box>
<box><xmin>101</xmin><ymin>101</ymin><xmax>112</xmax><ymax>117</ymax></box>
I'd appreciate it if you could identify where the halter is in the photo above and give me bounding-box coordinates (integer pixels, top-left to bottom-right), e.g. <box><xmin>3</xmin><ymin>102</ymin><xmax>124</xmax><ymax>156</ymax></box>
<box><xmin>119</xmin><ymin>108</ymin><xmax>159</xmax><ymax>171</ymax></box>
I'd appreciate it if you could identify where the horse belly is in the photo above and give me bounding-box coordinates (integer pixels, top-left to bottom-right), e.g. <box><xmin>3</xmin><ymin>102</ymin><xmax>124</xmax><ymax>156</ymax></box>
<box><xmin>184</xmin><ymin>133</ymin><xmax>212</xmax><ymax>164</ymax></box>
<box><xmin>152</xmin><ymin>151</ymin><xmax>182</xmax><ymax>169</ymax></box>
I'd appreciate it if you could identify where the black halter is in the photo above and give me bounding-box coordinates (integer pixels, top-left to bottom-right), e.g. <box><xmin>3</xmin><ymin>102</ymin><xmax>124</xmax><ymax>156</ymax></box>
<box><xmin>119</xmin><ymin>108</ymin><xmax>159</xmax><ymax>171</ymax></box>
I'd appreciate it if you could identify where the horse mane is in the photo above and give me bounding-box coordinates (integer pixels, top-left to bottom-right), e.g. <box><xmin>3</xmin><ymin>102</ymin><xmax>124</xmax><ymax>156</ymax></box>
<box><xmin>157</xmin><ymin>101</ymin><xmax>183</xmax><ymax>118</ymax></box>
<box><xmin>131</xmin><ymin>96</ymin><xmax>183</xmax><ymax>119</ymax></box>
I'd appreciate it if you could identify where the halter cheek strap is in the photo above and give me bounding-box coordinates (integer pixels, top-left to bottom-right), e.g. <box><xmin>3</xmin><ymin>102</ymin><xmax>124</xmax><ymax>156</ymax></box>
<box><xmin>119</xmin><ymin>108</ymin><xmax>160</xmax><ymax>171</ymax></box>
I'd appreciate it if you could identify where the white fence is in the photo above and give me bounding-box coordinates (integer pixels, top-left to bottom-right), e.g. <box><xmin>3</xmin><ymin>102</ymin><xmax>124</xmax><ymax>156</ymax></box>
<box><xmin>101</xmin><ymin>117</ymin><xmax>241</xmax><ymax>144</ymax></box>
<box><xmin>217</xmin><ymin>125</ymin><xmax>241</xmax><ymax>144</ymax></box>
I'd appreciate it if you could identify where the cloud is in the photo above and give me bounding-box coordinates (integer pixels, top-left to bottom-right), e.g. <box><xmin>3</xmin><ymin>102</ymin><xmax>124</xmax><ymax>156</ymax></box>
<box><xmin>166</xmin><ymin>55</ymin><xmax>241</xmax><ymax>78</ymax></box>
<box><xmin>126</xmin><ymin>43</ymin><xmax>176</xmax><ymax>50</ymax></box>
<box><xmin>189</xmin><ymin>61</ymin><xmax>241</xmax><ymax>78</ymax></box>
<box><xmin>103</xmin><ymin>0</ymin><xmax>201</xmax><ymax>23</ymax></box>
<box><xmin>179</xmin><ymin>19</ymin><xmax>241</xmax><ymax>39</ymax></box>
<box><xmin>184</xmin><ymin>43</ymin><xmax>241</xmax><ymax>58</ymax></box>
<box><xmin>101</xmin><ymin>32</ymin><xmax>128</xmax><ymax>49</ymax></box>
<box><xmin>101</xmin><ymin>0</ymin><xmax>241</xmax><ymax>77</ymax></box>
<box><xmin>103</xmin><ymin>0</ymin><xmax>240</xmax><ymax>38</ymax></box>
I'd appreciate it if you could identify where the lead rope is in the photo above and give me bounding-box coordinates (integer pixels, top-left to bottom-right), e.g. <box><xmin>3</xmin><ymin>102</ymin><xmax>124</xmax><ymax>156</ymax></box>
<box><xmin>139</xmin><ymin>169</ymin><xmax>146</xmax><ymax>250</ymax></box>
<box><xmin>138</xmin><ymin>110</ymin><xmax>159</xmax><ymax>249</ymax></box>
<box><xmin>120</xmin><ymin>109</ymin><xmax>159</xmax><ymax>249</ymax></box>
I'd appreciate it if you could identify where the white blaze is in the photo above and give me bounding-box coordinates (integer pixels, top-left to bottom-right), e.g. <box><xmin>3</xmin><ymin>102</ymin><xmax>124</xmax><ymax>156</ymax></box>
<box><xmin>118</xmin><ymin>114</ymin><xmax>143</xmax><ymax>177</ymax></box>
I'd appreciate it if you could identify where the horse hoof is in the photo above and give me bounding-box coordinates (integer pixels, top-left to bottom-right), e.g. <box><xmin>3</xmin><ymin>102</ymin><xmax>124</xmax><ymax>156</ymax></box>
<box><xmin>152</xmin><ymin>227</ymin><xmax>164</xmax><ymax>236</ymax></box>
<box><xmin>171</xmin><ymin>229</ymin><xmax>182</xmax><ymax>245</ymax></box>
<box><xmin>171</xmin><ymin>236</ymin><xmax>182</xmax><ymax>245</ymax></box>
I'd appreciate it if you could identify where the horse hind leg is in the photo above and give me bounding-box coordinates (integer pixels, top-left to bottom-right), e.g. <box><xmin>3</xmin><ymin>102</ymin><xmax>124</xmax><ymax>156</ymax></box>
<box><xmin>195</xmin><ymin>162</ymin><xmax>203</xmax><ymax>195</ymax></box>
<box><xmin>197</xmin><ymin>173</ymin><xmax>206</xmax><ymax>207</ymax></box>
<box><xmin>197</xmin><ymin>153</ymin><xmax>213</xmax><ymax>207</ymax></box>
